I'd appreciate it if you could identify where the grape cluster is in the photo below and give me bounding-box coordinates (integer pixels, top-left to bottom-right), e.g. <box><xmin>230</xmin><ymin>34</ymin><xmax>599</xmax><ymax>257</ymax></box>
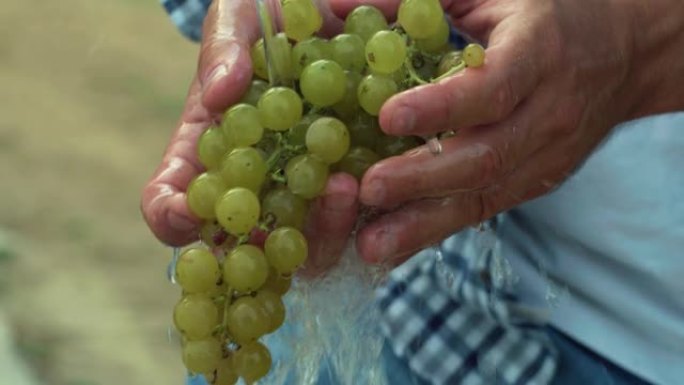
<box><xmin>172</xmin><ymin>0</ymin><xmax>485</xmax><ymax>383</ymax></box>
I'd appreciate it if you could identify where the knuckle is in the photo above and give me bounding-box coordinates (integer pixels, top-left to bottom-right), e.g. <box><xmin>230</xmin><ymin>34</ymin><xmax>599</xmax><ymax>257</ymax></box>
<box><xmin>491</xmin><ymin>78</ymin><xmax>517</xmax><ymax>122</ymax></box>
<box><xmin>475</xmin><ymin>143</ymin><xmax>506</xmax><ymax>187</ymax></box>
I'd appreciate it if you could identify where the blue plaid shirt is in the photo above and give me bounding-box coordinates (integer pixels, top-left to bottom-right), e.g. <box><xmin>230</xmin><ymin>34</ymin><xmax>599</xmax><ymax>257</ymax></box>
<box><xmin>160</xmin><ymin>1</ymin><xmax>558</xmax><ymax>383</ymax></box>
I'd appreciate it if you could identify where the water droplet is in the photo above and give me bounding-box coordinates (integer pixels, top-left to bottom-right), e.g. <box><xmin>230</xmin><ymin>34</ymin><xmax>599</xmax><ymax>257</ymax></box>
<box><xmin>426</xmin><ymin>136</ymin><xmax>442</xmax><ymax>155</ymax></box>
<box><xmin>167</xmin><ymin>247</ymin><xmax>181</xmax><ymax>284</ymax></box>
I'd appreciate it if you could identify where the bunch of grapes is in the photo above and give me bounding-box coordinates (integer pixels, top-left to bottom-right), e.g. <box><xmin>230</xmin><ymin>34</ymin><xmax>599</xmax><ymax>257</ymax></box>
<box><xmin>171</xmin><ymin>0</ymin><xmax>485</xmax><ymax>383</ymax></box>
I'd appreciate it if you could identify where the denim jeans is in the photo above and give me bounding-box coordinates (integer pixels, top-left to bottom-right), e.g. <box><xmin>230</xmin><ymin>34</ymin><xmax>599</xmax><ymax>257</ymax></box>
<box><xmin>186</xmin><ymin>327</ymin><xmax>652</xmax><ymax>385</ymax></box>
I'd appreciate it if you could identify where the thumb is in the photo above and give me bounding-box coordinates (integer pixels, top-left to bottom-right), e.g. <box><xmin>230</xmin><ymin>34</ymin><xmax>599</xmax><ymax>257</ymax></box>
<box><xmin>198</xmin><ymin>0</ymin><xmax>260</xmax><ymax>113</ymax></box>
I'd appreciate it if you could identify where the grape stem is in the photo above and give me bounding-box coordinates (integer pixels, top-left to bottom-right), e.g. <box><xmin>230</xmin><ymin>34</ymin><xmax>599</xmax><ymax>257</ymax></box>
<box><xmin>431</xmin><ymin>61</ymin><xmax>466</xmax><ymax>83</ymax></box>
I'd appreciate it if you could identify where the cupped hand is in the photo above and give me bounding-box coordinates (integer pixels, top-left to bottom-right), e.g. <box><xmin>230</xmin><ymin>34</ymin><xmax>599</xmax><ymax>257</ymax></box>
<box><xmin>141</xmin><ymin>0</ymin><xmax>357</xmax><ymax>272</ymax></box>
<box><xmin>331</xmin><ymin>0</ymin><xmax>642</xmax><ymax>263</ymax></box>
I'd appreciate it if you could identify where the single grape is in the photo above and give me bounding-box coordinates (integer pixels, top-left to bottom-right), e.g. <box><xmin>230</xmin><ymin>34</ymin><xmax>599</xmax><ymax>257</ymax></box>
<box><xmin>215</xmin><ymin>187</ymin><xmax>260</xmax><ymax>236</ymax></box>
<box><xmin>437</xmin><ymin>50</ymin><xmax>463</xmax><ymax>76</ymax></box>
<box><xmin>365</xmin><ymin>30</ymin><xmax>407</xmax><ymax>75</ymax></box>
<box><xmin>173</xmin><ymin>294</ymin><xmax>219</xmax><ymax>340</ymax></box>
<box><xmin>225</xmin><ymin>296</ymin><xmax>269</xmax><ymax>344</ymax></box>
<box><xmin>175</xmin><ymin>247</ymin><xmax>221</xmax><ymax>293</ymax></box>
<box><xmin>282</xmin><ymin>0</ymin><xmax>323</xmax><ymax>42</ymax></box>
<box><xmin>344</xmin><ymin>5</ymin><xmax>389</xmax><ymax>42</ymax></box>
<box><xmin>346</xmin><ymin>112</ymin><xmax>383</xmax><ymax>148</ymax></box>
<box><xmin>376</xmin><ymin>135</ymin><xmax>422</xmax><ymax>157</ymax></box>
<box><xmin>240</xmin><ymin>79</ymin><xmax>269</xmax><ymax>106</ymax></box>
<box><xmin>233</xmin><ymin>342</ymin><xmax>272</xmax><ymax>385</ymax></box>
<box><xmin>357</xmin><ymin>74</ymin><xmax>398</xmax><ymax>116</ymax></box>
<box><xmin>223</xmin><ymin>244</ymin><xmax>268</xmax><ymax>293</ymax></box>
<box><xmin>333</xmin><ymin>71</ymin><xmax>363</xmax><ymax>120</ymax></box>
<box><xmin>255</xmin><ymin>290</ymin><xmax>286</xmax><ymax>333</ymax></box>
<box><xmin>182</xmin><ymin>338</ymin><xmax>222</xmax><ymax>375</ymax></box>
<box><xmin>187</xmin><ymin>172</ymin><xmax>227</xmax><ymax>220</ymax></box>
<box><xmin>215</xmin><ymin>358</ymin><xmax>239</xmax><ymax>385</ymax></box>
<box><xmin>287</xmin><ymin>113</ymin><xmax>321</xmax><ymax>147</ymax></box>
<box><xmin>463</xmin><ymin>43</ymin><xmax>485</xmax><ymax>67</ymax></box>
<box><xmin>331</xmin><ymin>34</ymin><xmax>366</xmax><ymax>73</ymax></box>
<box><xmin>336</xmin><ymin>146</ymin><xmax>381</xmax><ymax>180</ymax></box>
<box><xmin>268</xmin><ymin>33</ymin><xmax>294</xmax><ymax>83</ymax></box>
<box><xmin>257</xmin><ymin>87</ymin><xmax>303</xmax><ymax>131</ymax></box>
<box><xmin>219</xmin><ymin>147</ymin><xmax>267</xmax><ymax>193</ymax></box>
<box><xmin>262</xmin><ymin>188</ymin><xmax>309</xmax><ymax>229</ymax></box>
<box><xmin>291</xmin><ymin>38</ymin><xmax>330</xmax><ymax>79</ymax></box>
<box><xmin>285</xmin><ymin>154</ymin><xmax>329</xmax><ymax>199</ymax></box>
<box><xmin>299</xmin><ymin>60</ymin><xmax>346</xmax><ymax>107</ymax></box>
<box><xmin>415</xmin><ymin>16</ymin><xmax>450</xmax><ymax>53</ymax></box>
<box><xmin>198</xmin><ymin>126</ymin><xmax>230</xmax><ymax>170</ymax></box>
<box><xmin>264</xmin><ymin>227</ymin><xmax>308</xmax><ymax>275</ymax></box>
<box><xmin>263</xmin><ymin>268</ymin><xmax>292</xmax><ymax>295</ymax></box>
<box><xmin>306</xmin><ymin>117</ymin><xmax>350</xmax><ymax>164</ymax></box>
<box><xmin>397</xmin><ymin>0</ymin><xmax>443</xmax><ymax>39</ymax></box>
<box><xmin>251</xmin><ymin>39</ymin><xmax>269</xmax><ymax>80</ymax></box>
<box><xmin>221</xmin><ymin>104</ymin><xmax>264</xmax><ymax>147</ymax></box>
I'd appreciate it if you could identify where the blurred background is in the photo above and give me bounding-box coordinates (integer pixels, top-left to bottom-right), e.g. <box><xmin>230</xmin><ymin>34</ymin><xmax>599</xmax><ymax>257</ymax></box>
<box><xmin>0</xmin><ymin>1</ymin><xmax>200</xmax><ymax>384</ymax></box>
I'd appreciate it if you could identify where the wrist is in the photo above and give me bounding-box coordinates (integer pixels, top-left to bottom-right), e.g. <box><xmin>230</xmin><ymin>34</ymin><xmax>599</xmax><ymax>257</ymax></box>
<box><xmin>620</xmin><ymin>0</ymin><xmax>684</xmax><ymax>120</ymax></box>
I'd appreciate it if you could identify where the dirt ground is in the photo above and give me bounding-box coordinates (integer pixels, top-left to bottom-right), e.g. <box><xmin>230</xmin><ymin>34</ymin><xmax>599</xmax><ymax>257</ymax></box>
<box><xmin>0</xmin><ymin>1</ymin><xmax>202</xmax><ymax>384</ymax></box>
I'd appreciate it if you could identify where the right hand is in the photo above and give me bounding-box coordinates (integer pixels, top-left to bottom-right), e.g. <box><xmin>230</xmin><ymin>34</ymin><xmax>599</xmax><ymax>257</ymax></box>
<box><xmin>140</xmin><ymin>0</ymin><xmax>357</xmax><ymax>275</ymax></box>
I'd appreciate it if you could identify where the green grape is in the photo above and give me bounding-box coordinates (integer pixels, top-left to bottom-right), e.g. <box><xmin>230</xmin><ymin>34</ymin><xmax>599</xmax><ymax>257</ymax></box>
<box><xmin>397</xmin><ymin>0</ymin><xmax>443</xmax><ymax>39</ymax></box>
<box><xmin>263</xmin><ymin>268</ymin><xmax>292</xmax><ymax>295</ymax></box>
<box><xmin>233</xmin><ymin>342</ymin><xmax>272</xmax><ymax>385</ymax></box>
<box><xmin>251</xmin><ymin>39</ymin><xmax>269</xmax><ymax>80</ymax></box>
<box><xmin>344</xmin><ymin>5</ymin><xmax>389</xmax><ymax>42</ymax></box>
<box><xmin>288</xmin><ymin>114</ymin><xmax>321</xmax><ymax>147</ymax></box>
<box><xmin>264</xmin><ymin>227</ymin><xmax>308</xmax><ymax>275</ymax></box>
<box><xmin>268</xmin><ymin>33</ymin><xmax>294</xmax><ymax>83</ymax></box>
<box><xmin>187</xmin><ymin>172</ymin><xmax>227</xmax><ymax>220</ymax></box>
<box><xmin>199</xmin><ymin>221</ymin><xmax>230</xmax><ymax>248</ymax></box>
<box><xmin>415</xmin><ymin>16</ymin><xmax>450</xmax><ymax>53</ymax></box>
<box><xmin>306</xmin><ymin>117</ymin><xmax>350</xmax><ymax>164</ymax></box>
<box><xmin>255</xmin><ymin>290</ymin><xmax>286</xmax><ymax>333</ymax></box>
<box><xmin>173</xmin><ymin>294</ymin><xmax>219</xmax><ymax>340</ymax></box>
<box><xmin>463</xmin><ymin>43</ymin><xmax>485</xmax><ymax>67</ymax></box>
<box><xmin>225</xmin><ymin>296</ymin><xmax>269</xmax><ymax>344</ymax></box>
<box><xmin>240</xmin><ymin>79</ymin><xmax>269</xmax><ymax>106</ymax></box>
<box><xmin>285</xmin><ymin>154</ymin><xmax>329</xmax><ymax>199</ymax></box>
<box><xmin>215</xmin><ymin>187</ymin><xmax>260</xmax><ymax>236</ymax></box>
<box><xmin>336</xmin><ymin>146</ymin><xmax>381</xmax><ymax>180</ymax></box>
<box><xmin>198</xmin><ymin>126</ymin><xmax>230</xmax><ymax>170</ymax></box>
<box><xmin>300</xmin><ymin>60</ymin><xmax>346</xmax><ymax>107</ymax></box>
<box><xmin>437</xmin><ymin>50</ymin><xmax>463</xmax><ymax>76</ymax></box>
<box><xmin>291</xmin><ymin>38</ymin><xmax>330</xmax><ymax>79</ymax></box>
<box><xmin>215</xmin><ymin>358</ymin><xmax>239</xmax><ymax>385</ymax></box>
<box><xmin>223</xmin><ymin>244</ymin><xmax>268</xmax><ymax>293</ymax></box>
<box><xmin>331</xmin><ymin>34</ymin><xmax>366</xmax><ymax>73</ymax></box>
<box><xmin>376</xmin><ymin>135</ymin><xmax>422</xmax><ymax>157</ymax></box>
<box><xmin>357</xmin><ymin>74</ymin><xmax>398</xmax><ymax>116</ymax></box>
<box><xmin>332</xmin><ymin>71</ymin><xmax>362</xmax><ymax>119</ymax></box>
<box><xmin>219</xmin><ymin>147</ymin><xmax>267</xmax><ymax>193</ymax></box>
<box><xmin>175</xmin><ymin>247</ymin><xmax>221</xmax><ymax>293</ymax></box>
<box><xmin>257</xmin><ymin>87</ymin><xmax>303</xmax><ymax>131</ymax></box>
<box><xmin>182</xmin><ymin>338</ymin><xmax>222</xmax><ymax>375</ymax></box>
<box><xmin>365</xmin><ymin>30</ymin><xmax>407</xmax><ymax>75</ymax></box>
<box><xmin>282</xmin><ymin>0</ymin><xmax>323</xmax><ymax>42</ymax></box>
<box><xmin>262</xmin><ymin>188</ymin><xmax>309</xmax><ymax>229</ymax></box>
<box><xmin>346</xmin><ymin>112</ymin><xmax>383</xmax><ymax>148</ymax></box>
<box><xmin>221</xmin><ymin>104</ymin><xmax>264</xmax><ymax>147</ymax></box>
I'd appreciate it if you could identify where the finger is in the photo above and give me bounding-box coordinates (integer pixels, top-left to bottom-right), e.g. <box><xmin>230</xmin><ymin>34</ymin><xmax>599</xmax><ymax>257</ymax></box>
<box><xmin>302</xmin><ymin>173</ymin><xmax>359</xmax><ymax>276</ymax></box>
<box><xmin>378</xmin><ymin>23</ymin><xmax>544</xmax><ymax>137</ymax></box>
<box><xmin>356</xmin><ymin>136</ymin><xmax>583</xmax><ymax>265</ymax></box>
<box><xmin>199</xmin><ymin>0</ymin><xmax>261</xmax><ymax>113</ymax></box>
<box><xmin>141</xmin><ymin>119</ymin><xmax>208</xmax><ymax>246</ymax></box>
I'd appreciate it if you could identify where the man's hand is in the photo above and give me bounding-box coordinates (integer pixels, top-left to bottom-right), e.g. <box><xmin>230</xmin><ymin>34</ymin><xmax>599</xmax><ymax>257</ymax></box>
<box><xmin>141</xmin><ymin>0</ymin><xmax>357</xmax><ymax>273</ymax></box>
<box><xmin>330</xmin><ymin>0</ymin><xmax>684</xmax><ymax>264</ymax></box>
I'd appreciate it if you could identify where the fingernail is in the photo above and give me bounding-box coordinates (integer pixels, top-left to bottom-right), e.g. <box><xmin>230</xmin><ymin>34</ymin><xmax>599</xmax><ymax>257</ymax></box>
<box><xmin>390</xmin><ymin>106</ymin><xmax>416</xmax><ymax>134</ymax></box>
<box><xmin>168</xmin><ymin>211</ymin><xmax>197</xmax><ymax>232</ymax></box>
<box><xmin>324</xmin><ymin>193</ymin><xmax>356</xmax><ymax>211</ymax></box>
<box><xmin>373</xmin><ymin>224</ymin><xmax>399</xmax><ymax>263</ymax></box>
<box><xmin>363</xmin><ymin>178</ymin><xmax>386</xmax><ymax>206</ymax></box>
<box><xmin>203</xmin><ymin>64</ymin><xmax>228</xmax><ymax>91</ymax></box>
